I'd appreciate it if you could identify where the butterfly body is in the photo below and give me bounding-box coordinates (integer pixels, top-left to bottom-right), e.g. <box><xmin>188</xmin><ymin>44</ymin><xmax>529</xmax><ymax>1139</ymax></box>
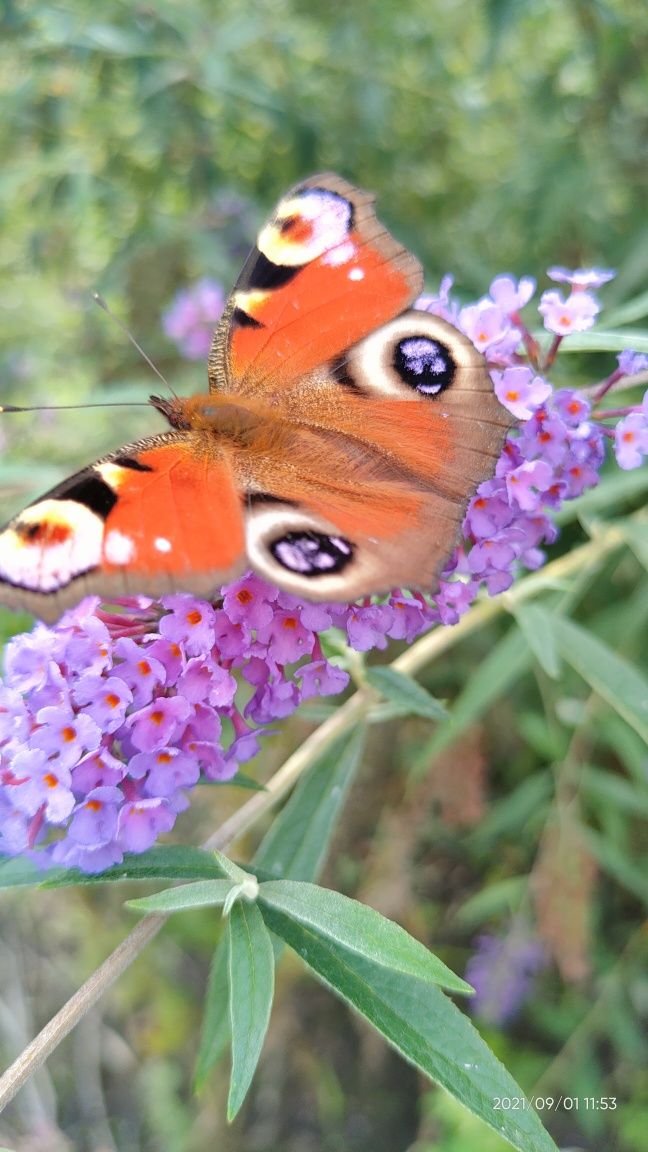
<box><xmin>0</xmin><ymin>175</ymin><xmax>510</xmax><ymax>621</ymax></box>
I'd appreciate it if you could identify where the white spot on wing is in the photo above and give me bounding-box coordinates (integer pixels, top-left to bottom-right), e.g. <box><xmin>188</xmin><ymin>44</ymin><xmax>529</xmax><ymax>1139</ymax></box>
<box><xmin>348</xmin><ymin>266</ymin><xmax>364</xmax><ymax>281</ymax></box>
<box><xmin>104</xmin><ymin>530</ymin><xmax>135</xmax><ymax>566</ymax></box>
<box><xmin>0</xmin><ymin>499</ymin><xmax>103</xmax><ymax>592</ymax></box>
<box><xmin>322</xmin><ymin>241</ymin><xmax>356</xmax><ymax>267</ymax></box>
<box><xmin>258</xmin><ymin>189</ymin><xmax>352</xmax><ymax>266</ymax></box>
<box><xmin>154</xmin><ymin>537</ymin><xmax>172</xmax><ymax>553</ymax></box>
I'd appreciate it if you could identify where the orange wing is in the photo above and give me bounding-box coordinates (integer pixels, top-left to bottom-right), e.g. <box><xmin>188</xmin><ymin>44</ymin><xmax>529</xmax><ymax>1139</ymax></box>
<box><xmin>208</xmin><ymin>173</ymin><xmax>423</xmax><ymax>393</ymax></box>
<box><xmin>0</xmin><ymin>436</ymin><xmax>246</xmax><ymax>621</ymax></box>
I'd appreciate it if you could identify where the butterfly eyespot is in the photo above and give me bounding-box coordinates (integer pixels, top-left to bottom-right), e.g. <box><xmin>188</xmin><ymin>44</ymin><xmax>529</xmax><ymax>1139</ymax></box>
<box><xmin>279</xmin><ymin>214</ymin><xmax>313</xmax><ymax>243</ymax></box>
<box><xmin>270</xmin><ymin>531</ymin><xmax>354</xmax><ymax>577</ymax></box>
<box><xmin>345</xmin><ymin>311</ymin><xmax>483</xmax><ymax>400</ymax></box>
<box><xmin>394</xmin><ymin>336</ymin><xmax>455</xmax><ymax>396</ymax></box>
<box><xmin>258</xmin><ymin>188</ymin><xmax>353</xmax><ymax>267</ymax></box>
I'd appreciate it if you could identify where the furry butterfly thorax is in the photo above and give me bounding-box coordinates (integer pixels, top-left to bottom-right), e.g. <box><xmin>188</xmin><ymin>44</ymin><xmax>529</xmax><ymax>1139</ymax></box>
<box><xmin>0</xmin><ymin>174</ymin><xmax>510</xmax><ymax>622</ymax></box>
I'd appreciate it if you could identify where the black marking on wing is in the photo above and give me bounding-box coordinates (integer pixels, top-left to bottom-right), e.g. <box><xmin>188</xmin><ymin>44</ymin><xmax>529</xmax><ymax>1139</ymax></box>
<box><xmin>330</xmin><ymin>356</ymin><xmax>363</xmax><ymax>393</ymax></box>
<box><xmin>232</xmin><ymin>307</ymin><xmax>265</xmax><ymax>330</ymax></box>
<box><xmin>243</xmin><ymin>250</ymin><xmax>301</xmax><ymax>290</ymax></box>
<box><xmin>270</xmin><ymin>530</ymin><xmax>354</xmax><ymax>577</ymax></box>
<box><xmin>247</xmin><ymin>492</ymin><xmax>299</xmax><ymax>508</ymax></box>
<box><xmin>112</xmin><ymin>455</ymin><xmax>155</xmax><ymax>472</ymax></box>
<box><xmin>393</xmin><ymin>336</ymin><xmax>456</xmax><ymax>396</ymax></box>
<box><xmin>49</xmin><ymin>473</ymin><xmax>118</xmax><ymax>520</ymax></box>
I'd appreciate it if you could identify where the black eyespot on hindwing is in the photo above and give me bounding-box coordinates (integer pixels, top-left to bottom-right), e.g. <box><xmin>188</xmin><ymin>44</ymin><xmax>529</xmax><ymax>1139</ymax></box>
<box><xmin>270</xmin><ymin>531</ymin><xmax>354</xmax><ymax>577</ymax></box>
<box><xmin>393</xmin><ymin>335</ymin><xmax>456</xmax><ymax>396</ymax></box>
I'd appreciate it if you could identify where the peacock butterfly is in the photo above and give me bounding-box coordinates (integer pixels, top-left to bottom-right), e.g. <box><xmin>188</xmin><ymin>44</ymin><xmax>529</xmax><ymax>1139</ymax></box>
<box><xmin>0</xmin><ymin>174</ymin><xmax>510</xmax><ymax>622</ymax></box>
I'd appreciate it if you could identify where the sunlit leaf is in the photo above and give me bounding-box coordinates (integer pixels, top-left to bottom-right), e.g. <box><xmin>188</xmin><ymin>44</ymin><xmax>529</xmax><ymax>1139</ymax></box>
<box><xmin>227</xmin><ymin>901</ymin><xmax>274</xmax><ymax>1120</ymax></box>
<box><xmin>127</xmin><ymin>879</ymin><xmax>234</xmax><ymax>914</ymax></box>
<box><xmin>553</xmin><ymin>616</ymin><xmax>648</xmax><ymax>743</ymax></box>
<box><xmin>261</xmin><ymin>908</ymin><xmax>558</xmax><ymax>1152</ymax></box>
<box><xmin>258</xmin><ymin>879</ymin><xmax>471</xmax><ymax>994</ymax></box>
<box><xmin>365</xmin><ymin>666</ymin><xmax>447</xmax><ymax>720</ymax></box>
<box><xmin>513</xmin><ymin>604</ymin><xmax>561</xmax><ymax>678</ymax></box>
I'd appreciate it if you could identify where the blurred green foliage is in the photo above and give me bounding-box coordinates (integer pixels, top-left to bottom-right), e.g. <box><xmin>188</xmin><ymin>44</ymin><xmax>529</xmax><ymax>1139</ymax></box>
<box><xmin>1</xmin><ymin>1</ymin><xmax>648</xmax><ymax>1150</ymax></box>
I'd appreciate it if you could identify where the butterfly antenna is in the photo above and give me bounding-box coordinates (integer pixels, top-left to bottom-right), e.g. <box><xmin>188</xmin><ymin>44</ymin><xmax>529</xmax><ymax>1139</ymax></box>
<box><xmin>93</xmin><ymin>292</ymin><xmax>175</xmax><ymax>395</ymax></box>
<box><xmin>0</xmin><ymin>401</ymin><xmax>152</xmax><ymax>414</ymax></box>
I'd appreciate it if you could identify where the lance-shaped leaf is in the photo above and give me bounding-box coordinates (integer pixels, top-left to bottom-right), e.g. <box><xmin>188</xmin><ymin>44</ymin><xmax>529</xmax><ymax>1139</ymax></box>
<box><xmin>127</xmin><ymin>879</ymin><xmax>235</xmax><ymax>914</ymax></box>
<box><xmin>553</xmin><ymin>614</ymin><xmax>648</xmax><ymax>742</ymax></box>
<box><xmin>195</xmin><ymin>726</ymin><xmax>366</xmax><ymax>1088</ymax></box>
<box><xmin>254</xmin><ymin>725</ymin><xmax>367</xmax><ymax>881</ymax></box>
<box><xmin>365</xmin><ymin>666</ymin><xmax>447</xmax><ymax>720</ymax></box>
<box><xmin>40</xmin><ymin>845</ymin><xmax>228</xmax><ymax>889</ymax></box>
<box><xmin>260</xmin><ymin>906</ymin><xmax>558</xmax><ymax>1152</ymax></box>
<box><xmin>258</xmin><ymin>879</ymin><xmax>470</xmax><ymax>995</ymax></box>
<box><xmin>227</xmin><ymin>901</ymin><xmax>274</xmax><ymax>1121</ymax></box>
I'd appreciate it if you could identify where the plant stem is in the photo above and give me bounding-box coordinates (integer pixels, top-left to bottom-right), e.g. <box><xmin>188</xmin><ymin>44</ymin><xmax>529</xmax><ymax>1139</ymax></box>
<box><xmin>0</xmin><ymin>522</ymin><xmax>628</xmax><ymax>1113</ymax></box>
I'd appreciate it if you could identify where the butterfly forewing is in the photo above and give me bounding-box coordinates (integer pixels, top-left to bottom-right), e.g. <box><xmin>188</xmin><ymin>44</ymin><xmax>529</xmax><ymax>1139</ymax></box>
<box><xmin>208</xmin><ymin>173</ymin><xmax>423</xmax><ymax>395</ymax></box>
<box><xmin>0</xmin><ymin>436</ymin><xmax>246</xmax><ymax>621</ymax></box>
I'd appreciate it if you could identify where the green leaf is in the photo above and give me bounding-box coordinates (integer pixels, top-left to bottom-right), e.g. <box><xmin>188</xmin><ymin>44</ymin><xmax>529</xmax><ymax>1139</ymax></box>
<box><xmin>127</xmin><ymin>880</ymin><xmax>235</xmax><ymax>914</ymax></box>
<box><xmin>416</xmin><ymin>627</ymin><xmax>531</xmax><ymax>768</ymax></box>
<box><xmin>40</xmin><ymin>846</ymin><xmax>226</xmax><ymax>887</ymax></box>
<box><xmin>557</xmin><ymin>328</ymin><xmax>648</xmax><ymax>353</ymax></box>
<box><xmin>194</xmin><ymin>726</ymin><xmax>366</xmax><ymax>1089</ymax></box>
<box><xmin>583</xmin><ymin>829</ymin><xmax>648</xmax><ymax>907</ymax></box>
<box><xmin>0</xmin><ymin>856</ymin><xmax>65</xmax><ymax>890</ymax></box>
<box><xmin>512</xmin><ymin>604</ymin><xmax>561</xmax><ymax>678</ymax></box>
<box><xmin>203</xmin><ymin>772</ymin><xmax>266</xmax><ymax>791</ymax></box>
<box><xmin>211</xmin><ymin>848</ymin><xmax>253</xmax><ymax>886</ymax></box>
<box><xmin>455</xmin><ymin>877</ymin><xmax>528</xmax><ymax>926</ymax></box>
<box><xmin>258</xmin><ymin>880</ymin><xmax>470</xmax><ymax>995</ymax></box>
<box><xmin>581</xmin><ymin>765</ymin><xmax>648</xmax><ymax>819</ymax></box>
<box><xmin>555</xmin><ymin>469</ymin><xmax>648</xmax><ymax>523</ymax></box>
<box><xmin>623</xmin><ymin>521</ymin><xmax>648</xmax><ymax>572</ymax></box>
<box><xmin>254</xmin><ymin>725</ymin><xmax>366</xmax><ymax>882</ymax></box>
<box><xmin>227</xmin><ymin>901</ymin><xmax>274</xmax><ymax>1121</ymax></box>
<box><xmin>195</xmin><ymin>941</ymin><xmax>231</xmax><ymax>1092</ymax></box>
<box><xmin>468</xmin><ymin>773</ymin><xmax>553</xmax><ymax>849</ymax></box>
<box><xmin>365</xmin><ymin>666</ymin><xmax>447</xmax><ymax>720</ymax></box>
<box><xmin>260</xmin><ymin>908</ymin><xmax>557</xmax><ymax>1152</ymax></box>
<box><xmin>552</xmin><ymin>616</ymin><xmax>648</xmax><ymax>743</ymax></box>
<box><xmin>603</xmin><ymin>288</ymin><xmax>648</xmax><ymax>326</ymax></box>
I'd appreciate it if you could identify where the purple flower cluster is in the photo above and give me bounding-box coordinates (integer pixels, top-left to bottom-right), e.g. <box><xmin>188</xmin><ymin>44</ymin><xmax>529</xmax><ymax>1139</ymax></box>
<box><xmin>465</xmin><ymin>924</ymin><xmax>546</xmax><ymax>1025</ymax></box>
<box><xmin>1</xmin><ymin>266</ymin><xmax>646</xmax><ymax>871</ymax></box>
<box><xmin>162</xmin><ymin>278</ymin><xmax>225</xmax><ymax>360</ymax></box>
<box><xmin>0</xmin><ymin>581</ymin><xmax>356</xmax><ymax>871</ymax></box>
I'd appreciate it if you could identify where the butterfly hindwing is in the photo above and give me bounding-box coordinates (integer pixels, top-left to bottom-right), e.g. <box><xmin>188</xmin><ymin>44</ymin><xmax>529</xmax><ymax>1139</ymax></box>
<box><xmin>0</xmin><ymin>436</ymin><xmax>246</xmax><ymax>621</ymax></box>
<box><xmin>233</xmin><ymin>310</ymin><xmax>511</xmax><ymax>600</ymax></box>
